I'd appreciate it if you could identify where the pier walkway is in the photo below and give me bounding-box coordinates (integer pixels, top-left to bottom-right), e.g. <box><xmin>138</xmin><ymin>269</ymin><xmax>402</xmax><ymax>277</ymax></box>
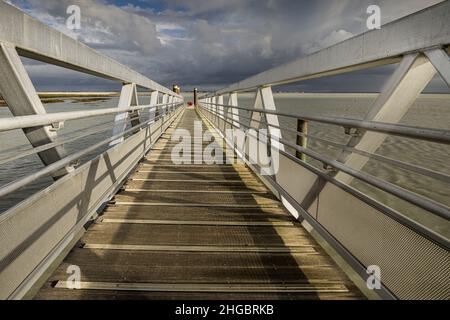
<box><xmin>36</xmin><ymin>109</ymin><xmax>362</xmax><ymax>300</ymax></box>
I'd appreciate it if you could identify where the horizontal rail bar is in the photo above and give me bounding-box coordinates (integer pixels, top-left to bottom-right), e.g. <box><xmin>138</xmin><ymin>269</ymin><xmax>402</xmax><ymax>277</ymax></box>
<box><xmin>278</xmin><ymin>146</ymin><xmax>450</xmax><ymax>250</ymax></box>
<box><xmin>0</xmin><ymin>109</ymin><xmax>156</xmax><ymax>158</ymax></box>
<box><xmin>0</xmin><ymin>2</ymin><xmax>181</xmax><ymax>98</ymax></box>
<box><xmin>0</xmin><ymin>97</ymin><xmax>163</xmax><ymax>161</ymax></box>
<box><xmin>213</xmin><ymin>1</ymin><xmax>450</xmax><ymax>94</ymax></box>
<box><xmin>0</xmin><ymin>102</ymin><xmax>182</xmax><ymax>132</ymax></box>
<box><xmin>198</xmin><ymin>106</ymin><xmax>450</xmax><ymax>248</ymax></box>
<box><xmin>0</xmin><ymin>113</ymin><xmax>156</xmax><ymax>166</ymax></box>
<box><xmin>201</xmin><ymin>102</ymin><xmax>450</xmax><ymax>145</ymax></box>
<box><xmin>233</xmin><ymin>108</ymin><xmax>450</xmax><ymax>184</ymax></box>
<box><xmin>200</xmin><ymin>105</ymin><xmax>450</xmax><ymax>220</ymax></box>
<box><xmin>0</xmin><ymin>105</ymin><xmax>183</xmax><ymax>198</ymax></box>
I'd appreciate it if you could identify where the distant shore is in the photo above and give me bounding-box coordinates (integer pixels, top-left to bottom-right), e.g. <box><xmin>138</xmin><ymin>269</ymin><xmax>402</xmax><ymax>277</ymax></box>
<box><xmin>1</xmin><ymin>91</ymin><xmax>449</xmax><ymax>107</ymax></box>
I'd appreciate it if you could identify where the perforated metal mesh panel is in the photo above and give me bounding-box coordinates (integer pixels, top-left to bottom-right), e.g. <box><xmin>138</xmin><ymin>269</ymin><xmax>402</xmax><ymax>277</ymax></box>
<box><xmin>316</xmin><ymin>182</ymin><xmax>449</xmax><ymax>300</ymax></box>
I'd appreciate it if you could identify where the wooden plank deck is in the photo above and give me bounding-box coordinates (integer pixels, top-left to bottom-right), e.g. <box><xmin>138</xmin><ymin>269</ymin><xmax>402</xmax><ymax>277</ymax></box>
<box><xmin>35</xmin><ymin>108</ymin><xmax>363</xmax><ymax>300</ymax></box>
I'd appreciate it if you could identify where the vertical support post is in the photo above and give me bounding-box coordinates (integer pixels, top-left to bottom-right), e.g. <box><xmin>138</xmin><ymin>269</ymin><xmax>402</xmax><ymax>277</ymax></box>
<box><xmin>109</xmin><ymin>83</ymin><xmax>139</xmax><ymax>146</ymax></box>
<box><xmin>260</xmin><ymin>87</ymin><xmax>284</xmax><ymax>151</ymax></box>
<box><xmin>0</xmin><ymin>43</ymin><xmax>72</xmax><ymax>179</ymax></box>
<box><xmin>249</xmin><ymin>89</ymin><xmax>263</xmax><ymax>130</ymax></box>
<box><xmin>228</xmin><ymin>92</ymin><xmax>240</xmax><ymax>129</ymax></box>
<box><xmin>217</xmin><ymin>95</ymin><xmax>224</xmax><ymax>116</ymax></box>
<box><xmin>247</xmin><ymin>86</ymin><xmax>284</xmax><ymax>172</ymax></box>
<box><xmin>247</xmin><ymin>89</ymin><xmax>263</xmax><ymax>165</ymax></box>
<box><xmin>296</xmin><ymin>119</ymin><xmax>308</xmax><ymax>161</ymax></box>
<box><xmin>216</xmin><ymin>95</ymin><xmax>224</xmax><ymax>131</ymax></box>
<box><xmin>149</xmin><ymin>90</ymin><xmax>159</xmax><ymax>123</ymax></box>
<box><xmin>223</xmin><ymin>92</ymin><xmax>241</xmax><ymax>163</ymax></box>
<box><xmin>194</xmin><ymin>88</ymin><xmax>198</xmax><ymax>107</ymax></box>
<box><xmin>129</xmin><ymin>88</ymin><xmax>141</xmax><ymax>132</ymax></box>
<box><xmin>161</xmin><ymin>94</ymin><xmax>168</xmax><ymax>117</ymax></box>
<box><xmin>211</xmin><ymin>96</ymin><xmax>216</xmax><ymax>122</ymax></box>
<box><xmin>335</xmin><ymin>54</ymin><xmax>437</xmax><ymax>184</ymax></box>
<box><xmin>155</xmin><ymin>92</ymin><xmax>161</xmax><ymax>120</ymax></box>
<box><xmin>259</xmin><ymin>86</ymin><xmax>298</xmax><ymax>215</ymax></box>
<box><xmin>168</xmin><ymin>95</ymin><xmax>172</xmax><ymax>114</ymax></box>
<box><xmin>168</xmin><ymin>95</ymin><xmax>174</xmax><ymax>114</ymax></box>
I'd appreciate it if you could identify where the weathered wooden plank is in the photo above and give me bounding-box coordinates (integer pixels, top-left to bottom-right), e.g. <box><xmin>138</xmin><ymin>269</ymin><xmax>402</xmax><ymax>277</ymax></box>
<box><xmin>54</xmin><ymin>248</ymin><xmax>332</xmax><ymax>268</ymax></box>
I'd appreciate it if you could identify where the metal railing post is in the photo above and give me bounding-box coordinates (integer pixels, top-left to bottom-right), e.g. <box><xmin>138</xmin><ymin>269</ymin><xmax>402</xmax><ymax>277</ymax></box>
<box><xmin>296</xmin><ymin>119</ymin><xmax>308</xmax><ymax>161</ymax></box>
<box><xmin>260</xmin><ymin>86</ymin><xmax>284</xmax><ymax>153</ymax></box>
<box><xmin>168</xmin><ymin>95</ymin><xmax>174</xmax><ymax>113</ymax></box>
<box><xmin>194</xmin><ymin>88</ymin><xmax>198</xmax><ymax>107</ymax></box>
<box><xmin>110</xmin><ymin>83</ymin><xmax>140</xmax><ymax>146</ymax></box>
<box><xmin>149</xmin><ymin>90</ymin><xmax>159</xmax><ymax>123</ymax></box>
<box><xmin>162</xmin><ymin>94</ymin><xmax>168</xmax><ymax>117</ymax></box>
<box><xmin>210</xmin><ymin>96</ymin><xmax>216</xmax><ymax>122</ymax></box>
<box><xmin>217</xmin><ymin>95</ymin><xmax>224</xmax><ymax>131</ymax></box>
<box><xmin>228</xmin><ymin>93</ymin><xmax>240</xmax><ymax>129</ymax></box>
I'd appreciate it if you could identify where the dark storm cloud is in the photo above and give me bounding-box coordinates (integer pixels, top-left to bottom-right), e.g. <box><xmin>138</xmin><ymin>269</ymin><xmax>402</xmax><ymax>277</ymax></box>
<box><xmin>7</xmin><ymin>0</ymin><xmax>446</xmax><ymax>91</ymax></box>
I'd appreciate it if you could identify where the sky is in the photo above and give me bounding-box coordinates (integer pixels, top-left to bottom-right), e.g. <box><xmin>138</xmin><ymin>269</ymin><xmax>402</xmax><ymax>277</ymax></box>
<box><xmin>6</xmin><ymin>0</ymin><xmax>449</xmax><ymax>93</ymax></box>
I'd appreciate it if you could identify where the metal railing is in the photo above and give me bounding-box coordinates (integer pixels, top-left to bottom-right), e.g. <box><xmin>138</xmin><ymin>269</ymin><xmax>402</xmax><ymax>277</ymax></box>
<box><xmin>198</xmin><ymin>100</ymin><xmax>450</xmax><ymax>300</ymax></box>
<box><xmin>199</xmin><ymin>102</ymin><xmax>450</xmax><ymax>222</ymax></box>
<box><xmin>0</xmin><ymin>0</ymin><xmax>448</xmax><ymax>301</ymax></box>
<box><xmin>0</xmin><ymin>101</ymin><xmax>183</xmax><ymax>199</ymax></box>
<box><xmin>198</xmin><ymin>2</ymin><xmax>450</xmax><ymax>300</ymax></box>
<box><xmin>0</xmin><ymin>98</ymin><xmax>184</xmax><ymax>299</ymax></box>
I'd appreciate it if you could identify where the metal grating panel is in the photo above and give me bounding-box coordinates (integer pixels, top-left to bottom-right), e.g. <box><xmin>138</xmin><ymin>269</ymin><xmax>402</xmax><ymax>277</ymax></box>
<box><xmin>317</xmin><ymin>182</ymin><xmax>450</xmax><ymax>300</ymax></box>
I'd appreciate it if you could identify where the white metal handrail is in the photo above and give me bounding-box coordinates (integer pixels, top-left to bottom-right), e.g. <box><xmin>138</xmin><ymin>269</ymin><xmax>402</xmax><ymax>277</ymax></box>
<box><xmin>0</xmin><ymin>114</ymin><xmax>142</xmax><ymax>165</ymax></box>
<box><xmin>201</xmin><ymin>101</ymin><xmax>450</xmax><ymax>145</ymax></box>
<box><xmin>198</xmin><ymin>104</ymin><xmax>449</xmax><ymax>247</ymax></box>
<box><xmin>226</xmin><ymin>106</ymin><xmax>450</xmax><ymax>184</ymax></box>
<box><xmin>199</xmin><ymin>104</ymin><xmax>450</xmax><ymax>221</ymax></box>
<box><xmin>0</xmin><ymin>102</ymin><xmax>178</xmax><ymax>132</ymax></box>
